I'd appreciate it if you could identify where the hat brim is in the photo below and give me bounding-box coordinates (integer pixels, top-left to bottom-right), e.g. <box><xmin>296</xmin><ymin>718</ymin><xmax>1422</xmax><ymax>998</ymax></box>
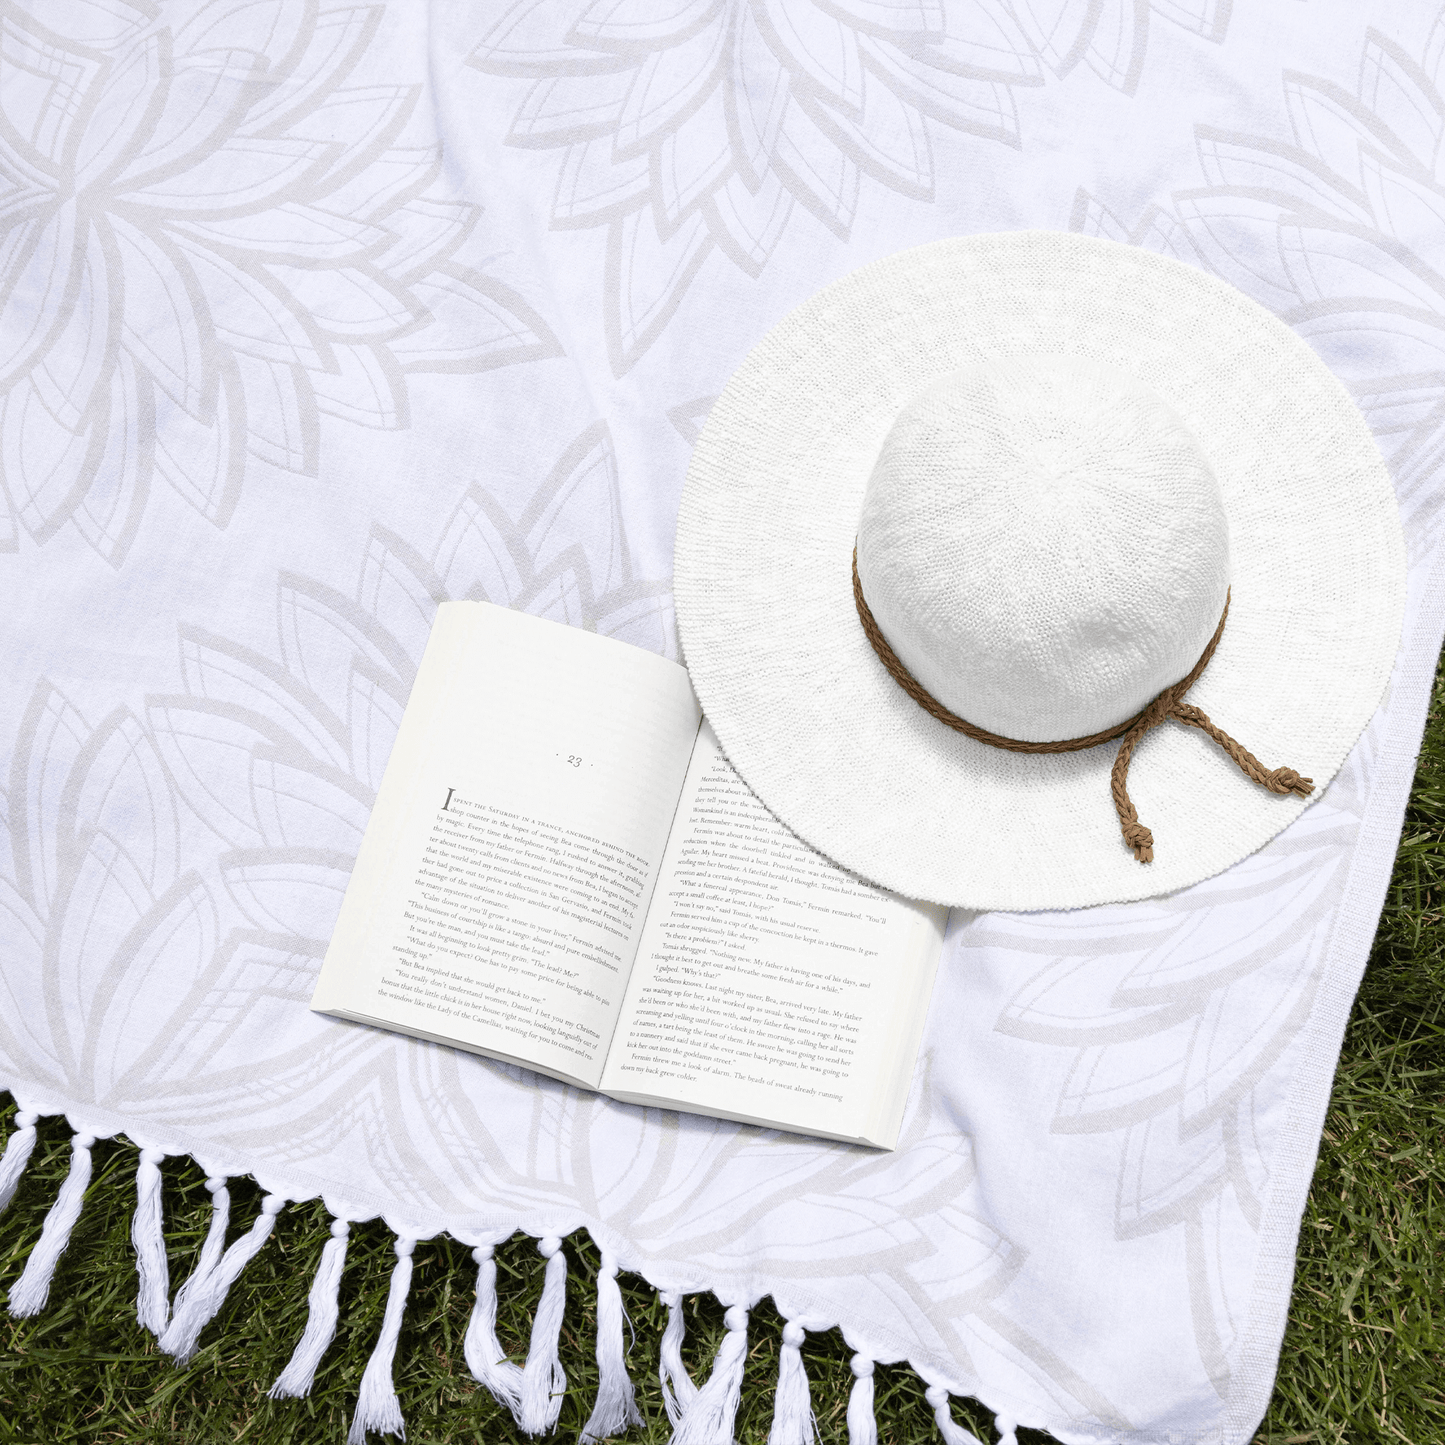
<box><xmin>674</xmin><ymin>232</ymin><xmax>1406</xmax><ymax>912</ymax></box>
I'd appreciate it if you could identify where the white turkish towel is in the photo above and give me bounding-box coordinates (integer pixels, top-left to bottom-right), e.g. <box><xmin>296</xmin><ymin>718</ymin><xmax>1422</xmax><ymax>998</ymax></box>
<box><xmin>1</xmin><ymin>3</ymin><xmax>1440</xmax><ymax>1442</ymax></box>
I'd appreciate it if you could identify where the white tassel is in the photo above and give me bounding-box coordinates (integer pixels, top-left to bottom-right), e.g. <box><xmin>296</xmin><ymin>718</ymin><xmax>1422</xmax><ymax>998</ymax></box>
<box><xmin>671</xmin><ymin>1304</ymin><xmax>748</xmax><ymax>1445</ymax></box>
<box><xmin>925</xmin><ymin>1384</ymin><xmax>986</xmax><ymax>1445</ymax></box>
<box><xmin>768</xmin><ymin>1320</ymin><xmax>816</xmax><ymax>1445</ymax></box>
<box><xmin>846</xmin><ymin>1355</ymin><xmax>877</xmax><ymax>1445</ymax></box>
<box><xmin>463</xmin><ymin>1241</ymin><xmax>525</xmax><ymax>1419</ymax></box>
<box><xmin>347</xmin><ymin>1236</ymin><xmax>415</xmax><ymax>1445</ymax></box>
<box><xmin>132</xmin><ymin>1148</ymin><xmax>169</xmax><ymax>1336</ymax></box>
<box><xmin>581</xmin><ymin>1250</ymin><xmax>643</xmax><ymax>1444</ymax></box>
<box><xmin>0</xmin><ymin>1111</ymin><xmax>39</xmax><ymax>1214</ymax></box>
<box><xmin>170</xmin><ymin>1175</ymin><xmax>231</xmax><ymax>1324</ymax></box>
<box><xmin>993</xmin><ymin>1412</ymin><xmax>1019</xmax><ymax>1445</ymax></box>
<box><xmin>269</xmin><ymin>1219</ymin><xmax>351</xmax><ymax>1399</ymax></box>
<box><xmin>658</xmin><ymin>1290</ymin><xmax>699</xmax><ymax>1428</ymax></box>
<box><xmin>159</xmin><ymin>1192</ymin><xmax>284</xmax><ymax>1363</ymax></box>
<box><xmin>8</xmin><ymin>1132</ymin><xmax>94</xmax><ymax>1317</ymax></box>
<box><xmin>518</xmin><ymin>1235</ymin><xmax>568</xmax><ymax>1436</ymax></box>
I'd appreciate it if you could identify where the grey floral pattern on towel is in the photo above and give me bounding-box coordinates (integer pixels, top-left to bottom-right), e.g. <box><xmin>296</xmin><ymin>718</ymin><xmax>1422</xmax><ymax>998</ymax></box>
<box><xmin>0</xmin><ymin>3</ymin><xmax>557</xmax><ymax>564</ymax></box>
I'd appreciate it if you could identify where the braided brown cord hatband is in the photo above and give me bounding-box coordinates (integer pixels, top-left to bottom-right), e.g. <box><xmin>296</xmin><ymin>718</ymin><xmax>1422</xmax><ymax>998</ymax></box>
<box><xmin>852</xmin><ymin>548</ymin><xmax>1314</xmax><ymax>862</ymax></box>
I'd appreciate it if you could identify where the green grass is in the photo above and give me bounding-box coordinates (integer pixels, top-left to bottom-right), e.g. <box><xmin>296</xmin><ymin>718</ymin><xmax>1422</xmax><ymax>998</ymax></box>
<box><xmin>1</xmin><ymin>657</ymin><xmax>1441</xmax><ymax>1445</ymax></box>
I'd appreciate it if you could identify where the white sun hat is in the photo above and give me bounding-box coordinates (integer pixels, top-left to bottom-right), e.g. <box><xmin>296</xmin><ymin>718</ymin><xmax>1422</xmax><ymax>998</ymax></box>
<box><xmin>673</xmin><ymin>232</ymin><xmax>1406</xmax><ymax>912</ymax></box>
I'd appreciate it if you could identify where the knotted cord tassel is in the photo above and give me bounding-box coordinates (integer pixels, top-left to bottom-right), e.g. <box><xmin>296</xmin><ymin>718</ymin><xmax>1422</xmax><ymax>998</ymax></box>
<box><xmin>672</xmin><ymin>1304</ymin><xmax>748</xmax><ymax>1445</ymax></box>
<box><xmin>1172</xmin><ymin>702</ymin><xmax>1315</xmax><ymax>796</ymax></box>
<box><xmin>518</xmin><ymin>1235</ymin><xmax>568</xmax><ymax>1436</ymax></box>
<box><xmin>0</xmin><ymin>1110</ymin><xmax>40</xmax><ymax>1214</ymax></box>
<box><xmin>463</xmin><ymin>1241</ymin><xmax>524</xmax><ymax>1420</ymax></box>
<box><xmin>924</xmin><ymin>1384</ymin><xmax>986</xmax><ymax>1445</ymax></box>
<box><xmin>846</xmin><ymin>1355</ymin><xmax>877</xmax><ymax>1445</ymax></box>
<box><xmin>993</xmin><ymin>1412</ymin><xmax>1020</xmax><ymax>1445</ymax></box>
<box><xmin>1110</xmin><ymin>696</ymin><xmax>1314</xmax><ymax>865</ymax></box>
<box><xmin>347</xmin><ymin>1237</ymin><xmax>415</xmax><ymax>1445</ymax></box>
<box><xmin>768</xmin><ymin>1319</ymin><xmax>817</xmax><ymax>1445</ymax></box>
<box><xmin>581</xmin><ymin>1250</ymin><xmax>643</xmax><ymax>1444</ymax></box>
<box><xmin>132</xmin><ymin>1147</ymin><xmax>169</xmax><ymax>1336</ymax></box>
<box><xmin>8</xmin><ymin>1132</ymin><xmax>94</xmax><ymax>1317</ymax></box>
<box><xmin>269</xmin><ymin>1219</ymin><xmax>351</xmax><ymax>1399</ymax></box>
<box><xmin>1110</xmin><ymin>699</ymin><xmax>1169</xmax><ymax>863</ymax></box>
<box><xmin>659</xmin><ymin>1290</ymin><xmax>699</xmax><ymax>1427</ymax></box>
<box><xmin>159</xmin><ymin>1193</ymin><xmax>284</xmax><ymax>1363</ymax></box>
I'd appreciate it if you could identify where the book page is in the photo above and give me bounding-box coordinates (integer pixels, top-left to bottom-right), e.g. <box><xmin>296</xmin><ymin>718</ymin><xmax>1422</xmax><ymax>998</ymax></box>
<box><xmin>600</xmin><ymin>721</ymin><xmax>946</xmax><ymax>1146</ymax></box>
<box><xmin>311</xmin><ymin>602</ymin><xmax>702</xmax><ymax>1089</ymax></box>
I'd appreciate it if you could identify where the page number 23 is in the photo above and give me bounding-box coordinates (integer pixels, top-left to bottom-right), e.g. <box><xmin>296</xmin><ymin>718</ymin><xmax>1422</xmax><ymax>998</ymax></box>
<box><xmin>566</xmin><ymin>754</ymin><xmax>583</xmax><ymax>769</ymax></box>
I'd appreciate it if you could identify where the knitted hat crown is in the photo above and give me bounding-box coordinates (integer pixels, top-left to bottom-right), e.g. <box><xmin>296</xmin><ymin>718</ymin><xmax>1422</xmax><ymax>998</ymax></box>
<box><xmin>854</xmin><ymin>356</ymin><xmax>1231</xmax><ymax>744</ymax></box>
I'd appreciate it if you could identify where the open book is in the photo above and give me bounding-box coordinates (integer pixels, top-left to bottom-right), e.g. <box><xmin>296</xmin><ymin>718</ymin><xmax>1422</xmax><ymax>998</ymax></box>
<box><xmin>312</xmin><ymin>603</ymin><xmax>947</xmax><ymax>1149</ymax></box>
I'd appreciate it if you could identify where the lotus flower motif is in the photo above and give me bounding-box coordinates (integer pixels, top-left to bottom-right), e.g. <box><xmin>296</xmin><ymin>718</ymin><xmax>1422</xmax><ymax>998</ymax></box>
<box><xmin>1073</xmin><ymin>13</ymin><xmax>1445</xmax><ymax>546</ymax></box>
<box><xmin>468</xmin><ymin>0</ymin><xmax>1234</xmax><ymax>374</ymax></box>
<box><xmin>0</xmin><ymin>0</ymin><xmax>558</xmax><ymax>565</ymax></box>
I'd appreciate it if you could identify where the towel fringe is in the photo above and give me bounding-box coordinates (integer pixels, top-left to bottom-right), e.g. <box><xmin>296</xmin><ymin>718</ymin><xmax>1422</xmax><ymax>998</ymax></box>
<box><xmin>659</xmin><ymin>1289</ymin><xmax>699</xmax><ymax>1427</ymax></box>
<box><xmin>347</xmin><ymin>1236</ymin><xmax>415</xmax><ymax>1445</ymax></box>
<box><xmin>132</xmin><ymin>1148</ymin><xmax>169</xmax><ymax>1336</ymax></box>
<box><xmin>0</xmin><ymin>1110</ymin><xmax>39</xmax><ymax>1215</ymax></box>
<box><xmin>8</xmin><ymin>1131</ymin><xmax>95</xmax><ymax>1317</ymax></box>
<box><xmin>925</xmin><ymin>1383</ymin><xmax>987</xmax><ymax>1445</ymax></box>
<box><xmin>518</xmin><ymin>1235</ymin><xmax>568</xmax><ymax>1436</ymax></box>
<box><xmin>581</xmin><ymin>1249</ymin><xmax>643</xmax><ymax>1444</ymax></box>
<box><xmin>846</xmin><ymin>1354</ymin><xmax>877</xmax><ymax>1445</ymax></box>
<box><xmin>159</xmin><ymin>1191</ymin><xmax>284</xmax><ymax>1363</ymax></box>
<box><xmin>769</xmin><ymin>1319</ymin><xmax>818</xmax><ymax>1445</ymax></box>
<box><xmin>0</xmin><ymin>1137</ymin><xmax>1029</xmax><ymax>1439</ymax></box>
<box><xmin>270</xmin><ymin>1218</ymin><xmax>351</xmax><ymax>1399</ymax></box>
<box><xmin>463</xmin><ymin>1241</ymin><xmax>525</xmax><ymax>1418</ymax></box>
<box><xmin>169</xmin><ymin>1175</ymin><xmax>231</xmax><ymax>1324</ymax></box>
<box><xmin>671</xmin><ymin>1303</ymin><xmax>748</xmax><ymax>1445</ymax></box>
